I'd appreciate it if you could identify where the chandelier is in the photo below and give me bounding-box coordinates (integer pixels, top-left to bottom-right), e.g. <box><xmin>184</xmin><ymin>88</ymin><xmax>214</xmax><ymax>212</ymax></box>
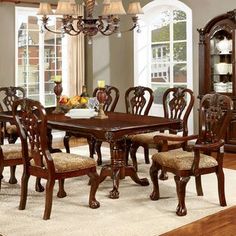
<box><xmin>37</xmin><ymin>0</ymin><xmax>143</xmax><ymax>39</ymax></box>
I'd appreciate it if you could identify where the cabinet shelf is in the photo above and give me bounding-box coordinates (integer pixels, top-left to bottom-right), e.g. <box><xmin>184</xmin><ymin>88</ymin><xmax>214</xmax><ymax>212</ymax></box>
<box><xmin>198</xmin><ymin>9</ymin><xmax>236</xmax><ymax>152</ymax></box>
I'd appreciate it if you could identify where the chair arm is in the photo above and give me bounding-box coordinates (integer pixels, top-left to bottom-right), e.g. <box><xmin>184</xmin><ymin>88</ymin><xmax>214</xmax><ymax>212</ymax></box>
<box><xmin>153</xmin><ymin>134</ymin><xmax>198</xmax><ymax>143</ymax></box>
<box><xmin>193</xmin><ymin>139</ymin><xmax>224</xmax><ymax>152</ymax></box>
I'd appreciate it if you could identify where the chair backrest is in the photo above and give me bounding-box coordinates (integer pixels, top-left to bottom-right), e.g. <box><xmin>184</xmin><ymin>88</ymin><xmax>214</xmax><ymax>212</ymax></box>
<box><xmin>93</xmin><ymin>85</ymin><xmax>119</xmax><ymax>112</ymax></box>
<box><xmin>0</xmin><ymin>86</ymin><xmax>25</xmax><ymax>112</ymax></box>
<box><xmin>13</xmin><ymin>98</ymin><xmax>49</xmax><ymax>169</ymax></box>
<box><xmin>125</xmin><ymin>86</ymin><xmax>153</xmax><ymax>115</ymax></box>
<box><xmin>163</xmin><ymin>87</ymin><xmax>194</xmax><ymax>136</ymax></box>
<box><xmin>198</xmin><ymin>93</ymin><xmax>233</xmax><ymax>143</ymax></box>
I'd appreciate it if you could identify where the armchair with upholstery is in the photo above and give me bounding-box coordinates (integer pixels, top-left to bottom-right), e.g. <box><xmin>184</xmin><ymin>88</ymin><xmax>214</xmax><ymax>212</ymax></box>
<box><xmin>149</xmin><ymin>93</ymin><xmax>233</xmax><ymax>216</ymax></box>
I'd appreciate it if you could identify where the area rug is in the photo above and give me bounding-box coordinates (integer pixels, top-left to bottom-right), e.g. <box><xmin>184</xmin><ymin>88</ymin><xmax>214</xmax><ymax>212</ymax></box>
<box><xmin>1</xmin><ymin>145</ymin><xmax>236</xmax><ymax>236</ymax></box>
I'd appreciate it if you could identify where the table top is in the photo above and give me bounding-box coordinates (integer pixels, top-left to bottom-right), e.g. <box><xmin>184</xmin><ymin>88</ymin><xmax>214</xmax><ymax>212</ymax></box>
<box><xmin>0</xmin><ymin>111</ymin><xmax>181</xmax><ymax>142</ymax></box>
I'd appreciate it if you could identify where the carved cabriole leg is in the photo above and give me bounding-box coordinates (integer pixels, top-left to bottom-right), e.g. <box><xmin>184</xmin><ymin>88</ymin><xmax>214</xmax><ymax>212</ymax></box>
<box><xmin>9</xmin><ymin>166</ymin><xmax>17</xmax><ymax>184</ymax></box>
<box><xmin>87</xmin><ymin>137</ymin><xmax>95</xmax><ymax>159</ymax></box>
<box><xmin>130</xmin><ymin>142</ymin><xmax>139</xmax><ymax>171</ymax></box>
<box><xmin>216</xmin><ymin>169</ymin><xmax>227</xmax><ymax>206</ymax></box>
<box><xmin>57</xmin><ymin>179</ymin><xmax>67</xmax><ymax>198</ymax></box>
<box><xmin>63</xmin><ymin>132</ymin><xmax>71</xmax><ymax>153</ymax></box>
<box><xmin>8</xmin><ymin>134</ymin><xmax>18</xmax><ymax>145</ymax></box>
<box><xmin>95</xmin><ymin>140</ymin><xmax>103</xmax><ymax>165</ymax></box>
<box><xmin>159</xmin><ymin>168</ymin><xmax>168</xmax><ymax>181</ymax></box>
<box><xmin>43</xmin><ymin>178</ymin><xmax>55</xmax><ymax>220</ymax></box>
<box><xmin>47</xmin><ymin>128</ymin><xmax>61</xmax><ymax>153</ymax></box>
<box><xmin>35</xmin><ymin>177</ymin><xmax>44</xmax><ymax>192</ymax></box>
<box><xmin>144</xmin><ymin>146</ymin><xmax>150</xmax><ymax>164</ymax></box>
<box><xmin>150</xmin><ymin>161</ymin><xmax>160</xmax><ymax>200</ymax></box>
<box><xmin>19</xmin><ymin>170</ymin><xmax>30</xmax><ymax>210</ymax></box>
<box><xmin>158</xmin><ymin>146</ymin><xmax>168</xmax><ymax>181</ymax></box>
<box><xmin>195</xmin><ymin>175</ymin><xmax>203</xmax><ymax>196</ymax></box>
<box><xmin>0</xmin><ymin>162</ymin><xmax>3</xmax><ymax>190</ymax></box>
<box><xmin>88</xmin><ymin>171</ymin><xmax>100</xmax><ymax>209</ymax></box>
<box><xmin>174</xmin><ymin>176</ymin><xmax>190</xmax><ymax>216</ymax></box>
<box><xmin>8</xmin><ymin>135</ymin><xmax>18</xmax><ymax>184</ymax></box>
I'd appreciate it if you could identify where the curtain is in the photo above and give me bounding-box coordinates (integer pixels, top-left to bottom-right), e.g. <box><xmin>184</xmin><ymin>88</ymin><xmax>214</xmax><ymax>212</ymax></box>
<box><xmin>63</xmin><ymin>4</ymin><xmax>85</xmax><ymax>97</ymax></box>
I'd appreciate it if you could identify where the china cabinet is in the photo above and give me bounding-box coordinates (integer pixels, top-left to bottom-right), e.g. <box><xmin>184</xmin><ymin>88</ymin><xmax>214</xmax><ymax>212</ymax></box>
<box><xmin>198</xmin><ymin>9</ymin><xmax>236</xmax><ymax>152</ymax></box>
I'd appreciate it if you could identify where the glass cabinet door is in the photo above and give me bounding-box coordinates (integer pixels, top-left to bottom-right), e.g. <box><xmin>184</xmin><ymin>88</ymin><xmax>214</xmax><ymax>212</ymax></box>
<box><xmin>210</xmin><ymin>30</ymin><xmax>233</xmax><ymax>94</ymax></box>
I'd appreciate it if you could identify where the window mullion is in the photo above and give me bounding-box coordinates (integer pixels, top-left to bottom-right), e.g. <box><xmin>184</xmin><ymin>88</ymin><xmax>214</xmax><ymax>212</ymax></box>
<box><xmin>169</xmin><ymin>10</ymin><xmax>174</xmax><ymax>87</ymax></box>
<box><xmin>39</xmin><ymin>29</ymin><xmax>45</xmax><ymax>105</ymax></box>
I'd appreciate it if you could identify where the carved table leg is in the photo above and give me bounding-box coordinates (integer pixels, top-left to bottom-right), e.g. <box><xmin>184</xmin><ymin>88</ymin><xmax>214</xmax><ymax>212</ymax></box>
<box><xmin>100</xmin><ymin>139</ymin><xmax>149</xmax><ymax>199</ymax></box>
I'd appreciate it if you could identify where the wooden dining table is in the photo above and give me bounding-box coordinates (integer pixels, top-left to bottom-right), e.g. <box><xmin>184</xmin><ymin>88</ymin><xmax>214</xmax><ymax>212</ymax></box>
<box><xmin>0</xmin><ymin>110</ymin><xmax>181</xmax><ymax>199</ymax></box>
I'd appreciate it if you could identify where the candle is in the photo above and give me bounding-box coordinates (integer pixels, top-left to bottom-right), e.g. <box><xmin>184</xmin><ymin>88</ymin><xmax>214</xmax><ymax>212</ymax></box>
<box><xmin>97</xmin><ymin>80</ymin><xmax>105</xmax><ymax>88</ymax></box>
<box><xmin>52</xmin><ymin>75</ymin><xmax>62</xmax><ymax>83</ymax></box>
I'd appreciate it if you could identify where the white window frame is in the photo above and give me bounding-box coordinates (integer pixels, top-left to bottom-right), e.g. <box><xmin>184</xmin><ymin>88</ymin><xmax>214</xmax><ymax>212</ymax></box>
<box><xmin>133</xmin><ymin>0</ymin><xmax>193</xmax><ymax>133</ymax></box>
<box><xmin>15</xmin><ymin>6</ymin><xmax>67</xmax><ymax>107</ymax></box>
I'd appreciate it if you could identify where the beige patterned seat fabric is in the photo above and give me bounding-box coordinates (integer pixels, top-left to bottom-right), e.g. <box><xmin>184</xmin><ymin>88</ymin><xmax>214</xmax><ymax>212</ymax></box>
<box><xmin>152</xmin><ymin>149</ymin><xmax>218</xmax><ymax>170</ymax></box>
<box><xmin>1</xmin><ymin>143</ymin><xmax>22</xmax><ymax>160</ymax></box>
<box><xmin>31</xmin><ymin>152</ymin><xmax>96</xmax><ymax>173</ymax></box>
<box><xmin>130</xmin><ymin>132</ymin><xmax>184</xmax><ymax>148</ymax></box>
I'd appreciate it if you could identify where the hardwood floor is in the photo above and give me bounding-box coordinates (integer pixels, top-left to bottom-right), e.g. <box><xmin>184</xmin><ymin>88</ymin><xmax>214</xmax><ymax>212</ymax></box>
<box><xmin>55</xmin><ymin>137</ymin><xmax>236</xmax><ymax>235</ymax></box>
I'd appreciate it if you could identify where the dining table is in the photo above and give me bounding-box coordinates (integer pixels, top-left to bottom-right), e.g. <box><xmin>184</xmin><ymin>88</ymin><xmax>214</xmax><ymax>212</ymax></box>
<box><xmin>0</xmin><ymin>110</ymin><xmax>181</xmax><ymax>199</ymax></box>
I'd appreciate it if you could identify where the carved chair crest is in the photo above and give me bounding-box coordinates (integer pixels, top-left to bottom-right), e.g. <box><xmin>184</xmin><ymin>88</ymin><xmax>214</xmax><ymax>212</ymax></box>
<box><xmin>199</xmin><ymin>93</ymin><xmax>233</xmax><ymax>143</ymax></box>
<box><xmin>125</xmin><ymin>86</ymin><xmax>153</xmax><ymax>115</ymax></box>
<box><xmin>0</xmin><ymin>86</ymin><xmax>25</xmax><ymax>112</ymax></box>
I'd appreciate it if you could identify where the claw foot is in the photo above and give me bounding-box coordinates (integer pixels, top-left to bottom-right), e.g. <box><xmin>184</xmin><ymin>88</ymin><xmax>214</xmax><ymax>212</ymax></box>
<box><xmin>89</xmin><ymin>200</ymin><xmax>100</xmax><ymax>209</ymax></box>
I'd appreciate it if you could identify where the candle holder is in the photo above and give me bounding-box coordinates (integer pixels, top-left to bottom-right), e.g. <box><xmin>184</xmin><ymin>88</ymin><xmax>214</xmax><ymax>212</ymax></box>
<box><xmin>53</xmin><ymin>81</ymin><xmax>63</xmax><ymax>114</ymax></box>
<box><xmin>95</xmin><ymin>88</ymin><xmax>108</xmax><ymax>119</ymax></box>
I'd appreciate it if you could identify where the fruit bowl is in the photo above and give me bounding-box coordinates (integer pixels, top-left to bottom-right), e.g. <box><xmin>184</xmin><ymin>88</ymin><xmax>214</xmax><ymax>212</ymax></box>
<box><xmin>59</xmin><ymin>103</ymin><xmax>87</xmax><ymax>113</ymax></box>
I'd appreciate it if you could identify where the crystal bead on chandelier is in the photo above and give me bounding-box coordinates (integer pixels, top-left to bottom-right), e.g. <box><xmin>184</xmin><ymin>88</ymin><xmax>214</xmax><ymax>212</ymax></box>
<box><xmin>37</xmin><ymin>0</ymin><xmax>143</xmax><ymax>39</ymax></box>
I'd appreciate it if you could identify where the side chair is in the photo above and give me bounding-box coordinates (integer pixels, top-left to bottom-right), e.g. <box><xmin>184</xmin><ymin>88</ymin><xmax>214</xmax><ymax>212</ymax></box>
<box><xmin>64</xmin><ymin>85</ymin><xmax>119</xmax><ymax>165</ymax></box>
<box><xmin>149</xmin><ymin>93</ymin><xmax>233</xmax><ymax>216</ymax></box>
<box><xmin>129</xmin><ymin>87</ymin><xmax>194</xmax><ymax>173</ymax></box>
<box><xmin>13</xmin><ymin>98</ymin><xmax>100</xmax><ymax>220</ymax></box>
<box><xmin>124</xmin><ymin>86</ymin><xmax>154</xmax><ymax>163</ymax></box>
<box><xmin>0</xmin><ymin>86</ymin><xmax>25</xmax><ymax>184</ymax></box>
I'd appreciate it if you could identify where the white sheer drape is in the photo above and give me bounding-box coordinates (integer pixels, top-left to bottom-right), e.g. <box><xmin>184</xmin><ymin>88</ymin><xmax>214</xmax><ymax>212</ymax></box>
<box><xmin>63</xmin><ymin>5</ymin><xmax>84</xmax><ymax>97</ymax></box>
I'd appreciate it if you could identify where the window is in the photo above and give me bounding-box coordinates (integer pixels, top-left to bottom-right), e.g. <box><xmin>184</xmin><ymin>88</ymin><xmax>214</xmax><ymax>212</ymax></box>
<box><xmin>134</xmin><ymin>0</ymin><xmax>193</xmax><ymax>132</ymax></box>
<box><xmin>16</xmin><ymin>7</ymin><xmax>67</xmax><ymax>107</ymax></box>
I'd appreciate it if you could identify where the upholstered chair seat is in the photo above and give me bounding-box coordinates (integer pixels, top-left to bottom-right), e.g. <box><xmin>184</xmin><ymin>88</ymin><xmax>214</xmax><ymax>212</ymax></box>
<box><xmin>1</xmin><ymin>143</ymin><xmax>22</xmax><ymax>160</ymax></box>
<box><xmin>130</xmin><ymin>132</ymin><xmax>184</xmax><ymax>149</ymax></box>
<box><xmin>31</xmin><ymin>153</ymin><xmax>96</xmax><ymax>173</ymax></box>
<box><xmin>152</xmin><ymin>149</ymin><xmax>218</xmax><ymax>171</ymax></box>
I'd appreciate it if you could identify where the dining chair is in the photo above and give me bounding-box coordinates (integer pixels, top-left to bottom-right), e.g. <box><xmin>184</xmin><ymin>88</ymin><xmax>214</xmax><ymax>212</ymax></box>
<box><xmin>13</xmin><ymin>98</ymin><xmax>100</xmax><ymax>220</ymax></box>
<box><xmin>0</xmin><ymin>86</ymin><xmax>25</xmax><ymax>184</ymax></box>
<box><xmin>0</xmin><ymin>86</ymin><xmax>25</xmax><ymax>144</ymax></box>
<box><xmin>64</xmin><ymin>85</ymin><xmax>120</xmax><ymax>165</ymax></box>
<box><xmin>129</xmin><ymin>87</ymin><xmax>194</xmax><ymax>173</ymax></box>
<box><xmin>149</xmin><ymin>93</ymin><xmax>233</xmax><ymax>216</ymax></box>
<box><xmin>124</xmin><ymin>86</ymin><xmax>154</xmax><ymax>163</ymax></box>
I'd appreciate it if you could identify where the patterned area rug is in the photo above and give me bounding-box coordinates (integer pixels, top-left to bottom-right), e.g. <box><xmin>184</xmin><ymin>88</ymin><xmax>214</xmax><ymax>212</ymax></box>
<box><xmin>1</xmin><ymin>145</ymin><xmax>236</xmax><ymax>236</ymax></box>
